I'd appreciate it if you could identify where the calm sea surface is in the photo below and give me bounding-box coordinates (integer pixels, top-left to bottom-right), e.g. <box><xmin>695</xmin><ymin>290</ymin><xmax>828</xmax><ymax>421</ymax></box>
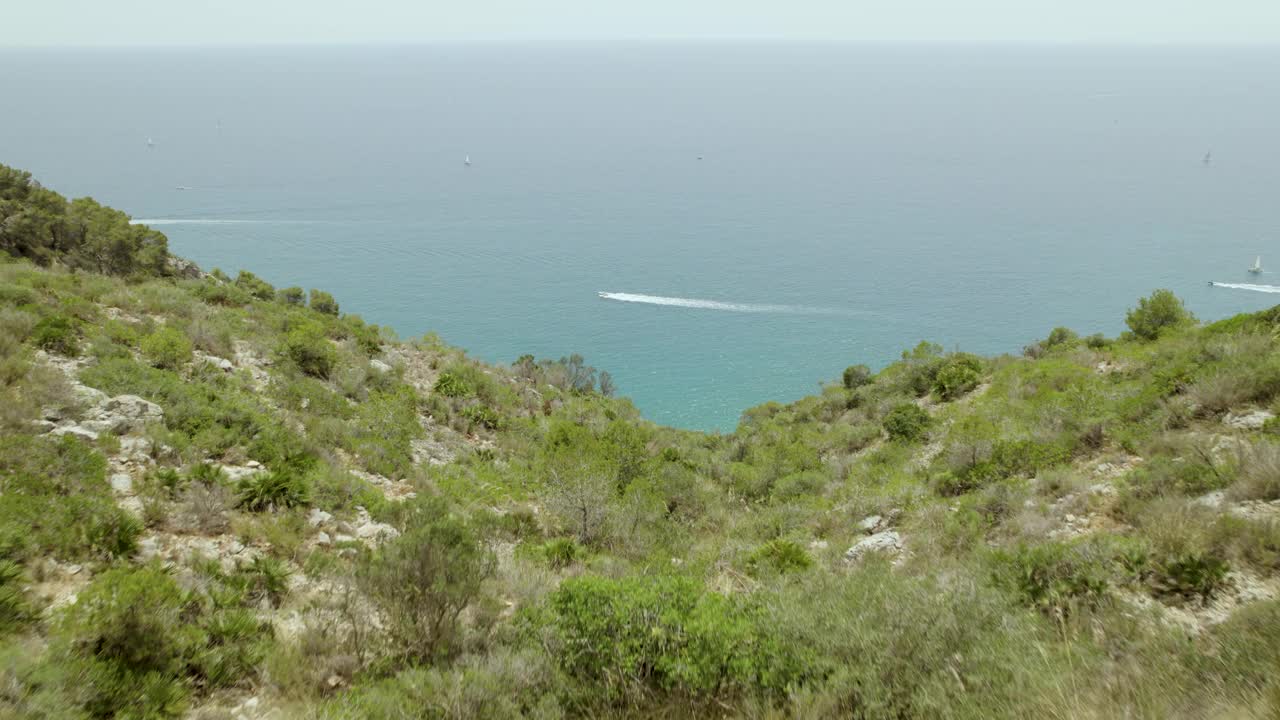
<box><xmin>2</xmin><ymin>44</ymin><xmax>1278</xmax><ymax>430</ymax></box>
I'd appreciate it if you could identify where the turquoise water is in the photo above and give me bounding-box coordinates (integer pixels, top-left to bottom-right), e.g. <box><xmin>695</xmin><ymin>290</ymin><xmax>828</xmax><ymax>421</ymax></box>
<box><xmin>2</xmin><ymin>45</ymin><xmax>1279</xmax><ymax>430</ymax></box>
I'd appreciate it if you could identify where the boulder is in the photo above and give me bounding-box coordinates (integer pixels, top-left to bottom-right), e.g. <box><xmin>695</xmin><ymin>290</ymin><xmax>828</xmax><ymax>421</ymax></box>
<box><xmin>51</xmin><ymin>425</ymin><xmax>99</xmax><ymax>442</ymax></box>
<box><xmin>307</xmin><ymin>508</ymin><xmax>333</xmax><ymax>527</ymax></box>
<box><xmin>844</xmin><ymin>530</ymin><xmax>902</xmax><ymax>562</ymax></box>
<box><xmin>370</xmin><ymin>359</ymin><xmax>393</xmax><ymax>373</ymax></box>
<box><xmin>856</xmin><ymin>515</ymin><xmax>884</xmax><ymax>534</ymax></box>
<box><xmin>1225</xmin><ymin>410</ymin><xmax>1275</xmax><ymax>431</ymax></box>
<box><xmin>109</xmin><ymin>473</ymin><xmax>134</xmax><ymax>495</ymax></box>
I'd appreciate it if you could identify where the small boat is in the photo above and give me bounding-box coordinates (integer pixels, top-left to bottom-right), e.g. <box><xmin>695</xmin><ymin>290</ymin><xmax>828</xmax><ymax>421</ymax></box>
<box><xmin>597</xmin><ymin>291</ymin><xmax>609</xmax><ymax>299</ymax></box>
<box><xmin>1249</xmin><ymin>256</ymin><xmax>1264</xmax><ymax>274</ymax></box>
<box><xmin>1203</xmin><ymin>151</ymin><xmax>1212</xmax><ymax>166</ymax></box>
<box><xmin>175</xmin><ymin>185</ymin><xmax>193</xmax><ymax>191</ymax></box>
<box><xmin>146</xmin><ymin>137</ymin><xmax>155</xmax><ymax>149</ymax></box>
<box><xmin>464</xmin><ymin>155</ymin><xmax>471</xmax><ymax>167</ymax></box>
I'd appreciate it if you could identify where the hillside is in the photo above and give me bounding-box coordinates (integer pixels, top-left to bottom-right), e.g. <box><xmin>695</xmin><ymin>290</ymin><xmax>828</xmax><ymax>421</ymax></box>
<box><xmin>1</xmin><ymin>163</ymin><xmax>1279</xmax><ymax>719</ymax></box>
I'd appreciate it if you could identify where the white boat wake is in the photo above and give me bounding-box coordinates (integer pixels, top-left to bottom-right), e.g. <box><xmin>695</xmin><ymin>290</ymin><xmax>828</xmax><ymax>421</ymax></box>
<box><xmin>129</xmin><ymin>219</ymin><xmax>321</xmax><ymax>226</ymax></box>
<box><xmin>1209</xmin><ymin>282</ymin><xmax>1280</xmax><ymax>294</ymax></box>
<box><xmin>597</xmin><ymin>292</ymin><xmax>847</xmax><ymax>315</ymax></box>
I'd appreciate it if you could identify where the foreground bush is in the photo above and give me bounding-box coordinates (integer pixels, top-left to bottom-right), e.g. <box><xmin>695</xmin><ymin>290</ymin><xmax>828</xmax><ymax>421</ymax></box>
<box><xmin>360</xmin><ymin>504</ymin><xmax>495</xmax><ymax>663</ymax></box>
<box><xmin>545</xmin><ymin>575</ymin><xmax>811</xmax><ymax>704</ymax></box>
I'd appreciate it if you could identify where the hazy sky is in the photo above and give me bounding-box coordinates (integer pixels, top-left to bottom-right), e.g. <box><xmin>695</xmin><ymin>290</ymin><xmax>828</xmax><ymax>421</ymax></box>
<box><xmin>4</xmin><ymin>0</ymin><xmax>1279</xmax><ymax>47</ymax></box>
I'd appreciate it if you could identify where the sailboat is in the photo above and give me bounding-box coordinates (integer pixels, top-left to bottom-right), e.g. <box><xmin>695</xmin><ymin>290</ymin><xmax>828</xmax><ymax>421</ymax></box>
<box><xmin>464</xmin><ymin>155</ymin><xmax>471</xmax><ymax>167</ymax></box>
<box><xmin>146</xmin><ymin>137</ymin><xmax>155</xmax><ymax>149</ymax></box>
<box><xmin>1249</xmin><ymin>256</ymin><xmax>1264</xmax><ymax>274</ymax></box>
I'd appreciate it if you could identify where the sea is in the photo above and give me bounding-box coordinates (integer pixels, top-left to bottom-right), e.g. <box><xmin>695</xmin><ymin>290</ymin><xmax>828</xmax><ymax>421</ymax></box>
<box><xmin>2</xmin><ymin>44</ymin><xmax>1278</xmax><ymax>431</ymax></box>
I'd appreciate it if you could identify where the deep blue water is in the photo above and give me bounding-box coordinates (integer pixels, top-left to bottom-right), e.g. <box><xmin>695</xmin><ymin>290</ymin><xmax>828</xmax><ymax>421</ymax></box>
<box><xmin>2</xmin><ymin>44</ymin><xmax>1278</xmax><ymax>430</ymax></box>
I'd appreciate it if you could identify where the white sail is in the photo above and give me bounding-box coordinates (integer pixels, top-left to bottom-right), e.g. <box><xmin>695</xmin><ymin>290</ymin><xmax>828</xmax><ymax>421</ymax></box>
<box><xmin>1250</xmin><ymin>256</ymin><xmax>1263</xmax><ymax>273</ymax></box>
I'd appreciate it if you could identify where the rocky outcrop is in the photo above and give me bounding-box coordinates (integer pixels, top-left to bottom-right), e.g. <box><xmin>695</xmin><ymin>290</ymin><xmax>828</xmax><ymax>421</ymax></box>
<box><xmin>845</xmin><ymin>530</ymin><xmax>902</xmax><ymax>562</ymax></box>
<box><xmin>1224</xmin><ymin>409</ymin><xmax>1274</xmax><ymax>431</ymax></box>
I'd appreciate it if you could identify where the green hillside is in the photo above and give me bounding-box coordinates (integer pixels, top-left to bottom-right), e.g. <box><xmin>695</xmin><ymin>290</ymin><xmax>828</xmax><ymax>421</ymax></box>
<box><xmin>1</xmin><ymin>164</ymin><xmax>1278</xmax><ymax>719</ymax></box>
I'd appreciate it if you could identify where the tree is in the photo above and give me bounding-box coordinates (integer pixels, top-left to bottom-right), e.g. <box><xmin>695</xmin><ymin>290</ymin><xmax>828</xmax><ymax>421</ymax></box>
<box><xmin>1126</xmin><ymin>289</ymin><xmax>1195</xmax><ymax>341</ymax></box>
<box><xmin>842</xmin><ymin>364</ymin><xmax>872</xmax><ymax>390</ymax></box>
<box><xmin>598</xmin><ymin>370</ymin><xmax>616</xmax><ymax>397</ymax></box>
<box><xmin>309</xmin><ymin>288</ymin><xmax>340</xmax><ymax>316</ymax></box>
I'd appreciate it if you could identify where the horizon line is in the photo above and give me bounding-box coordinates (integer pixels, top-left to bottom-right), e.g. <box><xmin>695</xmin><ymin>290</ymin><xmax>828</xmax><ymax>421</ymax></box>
<box><xmin>3</xmin><ymin>38</ymin><xmax>1280</xmax><ymax>51</ymax></box>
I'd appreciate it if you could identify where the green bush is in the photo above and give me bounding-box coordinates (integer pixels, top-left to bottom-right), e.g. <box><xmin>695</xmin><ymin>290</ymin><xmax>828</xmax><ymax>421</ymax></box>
<box><xmin>30</xmin><ymin>315</ymin><xmax>78</xmax><ymax>355</ymax></box>
<box><xmin>277</xmin><ymin>286</ymin><xmax>306</xmax><ymax>306</ymax></box>
<box><xmin>282</xmin><ymin>324</ymin><xmax>337</xmax><ymax>378</ymax></box>
<box><xmin>1126</xmin><ymin>289</ymin><xmax>1195</xmax><ymax>341</ymax></box>
<box><xmin>140</xmin><ymin>326</ymin><xmax>193</xmax><ymax>369</ymax></box>
<box><xmin>545</xmin><ymin>574</ymin><xmax>811</xmax><ymax>702</ymax></box>
<box><xmin>990</xmin><ymin>541</ymin><xmax>1110</xmax><ymax>616</ymax></box>
<box><xmin>883</xmin><ymin>403</ymin><xmax>931</xmax><ymax>442</ymax></box>
<box><xmin>842</xmin><ymin>364</ymin><xmax>872</xmax><ymax>390</ymax></box>
<box><xmin>433</xmin><ymin>370</ymin><xmax>475</xmax><ymax>398</ymax></box>
<box><xmin>359</xmin><ymin>502</ymin><xmax>495</xmax><ymax>662</ymax></box>
<box><xmin>461</xmin><ymin>403</ymin><xmax>502</xmax><ymax>431</ymax></box>
<box><xmin>233</xmin><ymin>270</ymin><xmax>275</xmax><ymax>301</ymax></box>
<box><xmin>0</xmin><ymin>560</ymin><xmax>31</xmax><ymax>636</ymax></box>
<box><xmin>1147</xmin><ymin>549</ymin><xmax>1229</xmax><ymax>603</ymax></box>
<box><xmin>541</xmin><ymin>537</ymin><xmax>581</xmax><ymax>569</ymax></box>
<box><xmin>747</xmin><ymin>538</ymin><xmax>813</xmax><ymax>576</ymax></box>
<box><xmin>1044</xmin><ymin>326</ymin><xmax>1078</xmax><ymax>349</ymax></box>
<box><xmin>932</xmin><ymin>354</ymin><xmax>982</xmax><ymax>400</ymax></box>
<box><xmin>236</xmin><ymin>470</ymin><xmax>310</xmax><ymax>512</ymax></box>
<box><xmin>0</xmin><ymin>434</ymin><xmax>140</xmax><ymax>561</ymax></box>
<box><xmin>309</xmin><ymin>288</ymin><xmax>340</xmax><ymax>316</ymax></box>
<box><xmin>56</xmin><ymin>564</ymin><xmax>196</xmax><ymax>718</ymax></box>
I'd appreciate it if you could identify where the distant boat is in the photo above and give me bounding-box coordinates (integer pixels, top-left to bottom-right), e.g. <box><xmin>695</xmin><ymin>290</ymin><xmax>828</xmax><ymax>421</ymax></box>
<box><xmin>1203</xmin><ymin>151</ymin><xmax>1212</xmax><ymax>166</ymax></box>
<box><xmin>146</xmin><ymin>137</ymin><xmax>155</xmax><ymax>149</ymax></box>
<box><xmin>464</xmin><ymin>155</ymin><xmax>471</xmax><ymax>167</ymax></box>
<box><xmin>175</xmin><ymin>185</ymin><xmax>193</xmax><ymax>191</ymax></box>
<box><xmin>1249</xmin><ymin>256</ymin><xmax>1264</xmax><ymax>274</ymax></box>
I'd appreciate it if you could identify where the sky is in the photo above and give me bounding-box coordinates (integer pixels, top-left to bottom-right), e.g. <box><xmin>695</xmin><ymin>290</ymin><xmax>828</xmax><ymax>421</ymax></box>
<box><xmin>3</xmin><ymin>0</ymin><xmax>1279</xmax><ymax>47</ymax></box>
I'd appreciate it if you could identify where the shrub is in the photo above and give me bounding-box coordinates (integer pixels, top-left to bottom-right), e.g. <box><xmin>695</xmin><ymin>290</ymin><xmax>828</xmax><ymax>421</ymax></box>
<box><xmin>461</xmin><ymin>403</ymin><xmax>502</xmax><ymax>431</ymax></box>
<box><xmin>842</xmin><ymin>364</ymin><xmax>873</xmax><ymax>390</ymax></box>
<box><xmin>0</xmin><ymin>434</ymin><xmax>140</xmax><ymax>561</ymax></box>
<box><xmin>545</xmin><ymin>575</ymin><xmax>810</xmax><ymax>702</ymax></box>
<box><xmin>278</xmin><ymin>286</ymin><xmax>306</xmax><ymax>306</ymax></box>
<box><xmin>236</xmin><ymin>470</ymin><xmax>310</xmax><ymax>512</ymax></box>
<box><xmin>282</xmin><ymin>324</ymin><xmax>337</xmax><ymax>378</ymax></box>
<box><xmin>883</xmin><ymin>403</ymin><xmax>931</xmax><ymax>442</ymax></box>
<box><xmin>234</xmin><ymin>270</ymin><xmax>275</xmax><ymax>301</ymax></box>
<box><xmin>1230</xmin><ymin>441</ymin><xmax>1280</xmax><ymax>501</ymax></box>
<box><xmin>309</xmin><ymin>289</ymin><xmax>340</xmax><ymax>316</ymax></box>
<box><xmin>1147</xmin><ymin>549</ymin><xmax>1229</xmax><ymax>603</ymax></box>
<box><xmin>56</xmin><ymin>564</ymin><xmax>196</xmax><ymax>718</ymax></box>
<box><xmin>932</xmin><ymin>354</ymin><xmax>982</xmax><ymax>400</ymax></box>
<box><xmin>433</xmin><ymin>370</ymin><xmax>475</xmax><ymax>398</ymax></box>
<box><xmin>541</xmin><ymin>537</ymin><xmax>581</xmax><ymax>569</ymax></box>
<box><xmin>30</xmin><ymin>315</ymin><xmax>78</xmax><ymax>355</ymax></box>
<box><xmin>1126</xmin><ymin>289</ymin><xmax>1195</xmax><ymax>341</ymax></box>
<box><xmin>359</xmin><ymin>504</ymin><xmax>495</xmax><ymax>662</ymax></box>
<box><xmin>0</xmin><ymin>560</ymin><xmax>31</xmax><ymax>636</ymax></box>
<box><xmin>990</xmin><ymin>541</ymin><xmax>1110</xmax><ymax>616</ymax></box>
<box><xmin>141</xmin><ymin>325</ymin><xmax>193</xmax><ymax>369</ymax></box>
<box><xmin>1084</xmin><ymin>333</ymin><xmax>1109</xmax><ymax>349</ymax></box>
<box><xmin>1044</xmin><ymin>326</ymin><xmax>1078</xmax><ymax>349</ymax></box>
<box><xmin>747</xmin><ymin>538</ymin><xmax>813</xmax><ymax>576</ymax></box>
